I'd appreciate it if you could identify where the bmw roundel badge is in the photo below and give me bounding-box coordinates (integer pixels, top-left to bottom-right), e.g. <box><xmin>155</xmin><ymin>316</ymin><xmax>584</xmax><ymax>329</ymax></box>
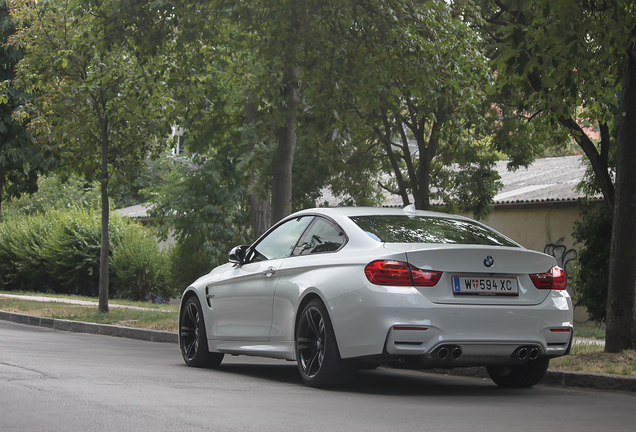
<box><xmin>484</xmin><ymin>256</ymin><xmax>494</xmax><ymax>267</ymax></box>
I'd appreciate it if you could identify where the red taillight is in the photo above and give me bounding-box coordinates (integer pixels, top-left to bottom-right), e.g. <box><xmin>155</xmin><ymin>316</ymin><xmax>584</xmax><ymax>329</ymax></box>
<box><xmin>365</xmin><ymin>260</ymin><xmax>442</xmax><ymax>287</ymax></box>
<box><xmin>530</xmin><ymin>266</ymin><xmax>567</xmax><ymax>290</ymax></box>
<box><xmin>411</xmin><ymin>267</ymin><xmax>443</xmax><ymax>286</ymax></box>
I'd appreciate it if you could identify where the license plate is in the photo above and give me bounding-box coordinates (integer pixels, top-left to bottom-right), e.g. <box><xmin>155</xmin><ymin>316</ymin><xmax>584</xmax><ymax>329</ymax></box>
<box><xmin>452</xmin><ymin>276</ymin><xmax>519</xmax><ymax>296</ymax></box>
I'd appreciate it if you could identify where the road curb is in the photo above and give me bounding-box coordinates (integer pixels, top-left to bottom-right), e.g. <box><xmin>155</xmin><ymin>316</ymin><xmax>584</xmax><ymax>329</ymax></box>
<box><xmin>2</xmin><ymin>310</ymin><xmax>635</xmax><ymax>393</ymax></box>
<box><xmin>427</xmin><ymin>366</ymin><xmax>636</xmax><ymax>393</ymax></box>
<box><xmin>0</xmin><ymin>310</ymin><xmax>178</xmax><ymax>344</ymax></box>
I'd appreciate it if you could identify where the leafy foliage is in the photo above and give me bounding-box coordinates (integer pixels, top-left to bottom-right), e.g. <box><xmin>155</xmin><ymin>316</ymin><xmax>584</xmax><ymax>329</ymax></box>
<box><xmin>572</xmin><ymin>203</ymin><xmax>612</xmax><ymax>323</ymax></box>
<box><xmin>165</xmin><ymin>237</ymin><xmax>218</xmax><ymax>291</ymax></box>
<box><xmin>9</xmin><ymin>0</ymin><xmax>173</xmax><ymax>310</ymax></box>
<box><xmin>109</xmin><ymin>151</ymin><xmax>181</xmax><ymax>209</ymax></box>
<box><xmin>0</xmin><ymin>211</ymin><xmax>55</xmax><ymax>290</ymax></box>
<box><xmin>110</xmin><ymin>223</ymin><xmax>171</xmax><ymax>301</ymax></box>
<box><xmin>2</xmin><ymin>173</ymin><xmax>100</xmax><ymax>216</ymax></box>
<box><xmin>0</xmin><ymin>0</ymin><xmax>56</xmax><ymax>216</ymax></box>
<box><xmin>42</xmin><ymin>209</ymin><xmax>118</xmax><ymax>296</ymax></box>
<box><xmin>297</xmin><ymin>1</ymin><xmax>514</xmax><ymax>219</ymax></box>
<box><xmin>148</xmin><ymin>151</ymin><xmax>252</xmax><ymax>286</ymax></box>
<box><xmin>0</xmin><ymin>208</ymin><xmax>173</xmax><ymax>299</ymax></box>
<box><xmin>479</xmin><ymin>0</ymin><xmax>633</xmax><ymax>211</ymax></box>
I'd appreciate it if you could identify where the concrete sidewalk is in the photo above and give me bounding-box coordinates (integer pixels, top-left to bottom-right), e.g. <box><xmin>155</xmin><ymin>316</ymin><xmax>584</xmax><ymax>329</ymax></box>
<box><xmin>1</xmin><ymin>295</ymin><xmax>635</xmax><ymax>393</ymax></box>
<box><xmin>0</xmin><ymin>293</ymin><xmax>175</xmax><ymax>312</ymax></box>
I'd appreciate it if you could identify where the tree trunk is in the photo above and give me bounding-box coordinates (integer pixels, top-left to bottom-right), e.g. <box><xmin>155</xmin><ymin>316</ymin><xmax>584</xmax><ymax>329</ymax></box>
<box><xmin>413</xmin><ymin>119</ymin><xmax>442</xmax><ymax>210</ymax></box>
<box><xmin>245</xmin><ymin>101</ymin><xmax>272</xmax><ymax>240</ymax></box>
<box><xmin>605</xmin><ymin>25</ymin><xmax>636</xmax><ymax>352</ymax></box>
<box><xmin>98</xmin><ymin>122</ymin><xmax>110</xmax><ymax>313</ymax></box>
<box><xmin>0</xmin><ymin>173</ymin><xmax>4</xmax><ymax>219</ymax></box>
<box><xmin>375</xmin><ymin>111</ymin><xmax>410</xmax><ymax>206</ymax></box>
<box><xmin>250</xmin><ymin>195</ymin><xmax>271</xmax><ymax>240</ymax></box>
<box><xmin>270</xmin><ymin>64</ymin><xmax>300</xmax><ymax>225</ymax></box>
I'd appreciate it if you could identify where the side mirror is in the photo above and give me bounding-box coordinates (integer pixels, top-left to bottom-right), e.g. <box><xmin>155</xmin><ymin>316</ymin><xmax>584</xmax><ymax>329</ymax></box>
<box><xmin>229</xmin><ymin>245</ymin><xmax>249</xmax><ymax>264</ymax></box>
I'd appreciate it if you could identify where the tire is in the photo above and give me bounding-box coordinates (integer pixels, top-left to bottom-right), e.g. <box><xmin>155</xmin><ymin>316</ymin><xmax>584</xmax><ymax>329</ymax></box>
<box><xmin>295</xmin><ymin>300</ymin><xmax>357</xmax><ymax>388</ymax></box>
<box><xmin>179</xmin><ymin>295</ymin><xmax>224</xmax><ymax>368</ymax></box>
<box><xmin>486</xmin><ymin>358</ymin><xmax>550</xmax><ymax>388</ymax></box>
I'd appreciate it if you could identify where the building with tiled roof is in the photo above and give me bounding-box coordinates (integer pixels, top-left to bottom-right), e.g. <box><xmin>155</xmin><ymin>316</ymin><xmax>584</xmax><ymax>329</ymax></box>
<box><xmin>492</xmin><ymin>155</ymin><xmax>589</xmax><ymax>206</ymax></box>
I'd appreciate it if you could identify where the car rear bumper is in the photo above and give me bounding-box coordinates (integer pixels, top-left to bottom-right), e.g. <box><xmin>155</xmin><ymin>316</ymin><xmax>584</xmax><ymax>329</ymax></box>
<box><xmin>327</xmin><ymin>285</ymin><xmax>573</xmax><ymax>362</ymax></box>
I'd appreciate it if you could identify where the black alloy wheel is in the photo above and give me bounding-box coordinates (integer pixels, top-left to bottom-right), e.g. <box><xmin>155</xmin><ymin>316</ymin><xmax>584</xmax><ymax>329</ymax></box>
<box><xmin>179</xmin><ymin>295</ymin><xmax>224</xmax><ymax>368</ymax></box>
<box><xmin>295</xmin><ymin>299</ymin><xmax>357</xmax><ymax>388</ymax></box>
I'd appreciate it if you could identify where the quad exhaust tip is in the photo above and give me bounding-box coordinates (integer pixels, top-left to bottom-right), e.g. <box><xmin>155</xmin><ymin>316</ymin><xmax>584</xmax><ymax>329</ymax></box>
<box><xmin>529</xmin><ymin>347</ymin><xmax>540</xmax><ymax>360</ymax></box>
<box><xmin>513</xmin><ymin>346</ymin><xmax>541</xmax><ymax>361</ymax></box>
<box><xmin>451</xmin><ymin>347</ymin><xmax>463</xmax><ymax>359</ymax></box>
<box><xmin>436</xmin><ymin>345</ymin><xmax>462</xmax><ymax>360</ymax></box>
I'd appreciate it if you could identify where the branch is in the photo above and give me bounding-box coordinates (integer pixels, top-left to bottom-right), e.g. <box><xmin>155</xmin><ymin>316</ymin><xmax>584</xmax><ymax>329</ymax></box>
<box><xmin>599</xmin><ymin>122</ymin><xmax>610</xmax><ymax>165</ymax></box>
<box><xmin>525</xmin><ymin>109</ymin><xmax>544</xmax><ymax>121</ymax></box>
<box><xmin>558</xmin><ymin>115</ymin><xmax>614</xmax><ymax>212</ymax></box>
<box><xmin>377</xmin><ymin>181</ymin><xmax>402</xmax><ymax>197</ymax></box>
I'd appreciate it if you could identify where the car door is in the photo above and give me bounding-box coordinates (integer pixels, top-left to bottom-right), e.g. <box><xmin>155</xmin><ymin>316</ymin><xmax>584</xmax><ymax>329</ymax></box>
<box><xmin>210</xmin><ymin>216</ymin><xmax>314</xmax><ymax>341</ymax></box>
<box><xmin>270</xmin><ymin>216</ymin><xmax>348</xmax><ymax>341</ymax></box>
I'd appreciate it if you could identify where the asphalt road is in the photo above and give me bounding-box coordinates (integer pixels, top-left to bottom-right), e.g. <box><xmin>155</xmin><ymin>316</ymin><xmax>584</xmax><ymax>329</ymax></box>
<box><xmin>1</xmin><ymin>321</ymin><xmax>634</xmax><ymax>432</ymax></box>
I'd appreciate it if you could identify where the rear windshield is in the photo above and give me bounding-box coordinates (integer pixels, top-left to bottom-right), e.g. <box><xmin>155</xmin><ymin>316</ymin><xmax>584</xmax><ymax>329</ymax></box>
<box><xmin>349</xmin><ymin>215</ymin><xmax>518</xmax><ymax>247</ymax></box>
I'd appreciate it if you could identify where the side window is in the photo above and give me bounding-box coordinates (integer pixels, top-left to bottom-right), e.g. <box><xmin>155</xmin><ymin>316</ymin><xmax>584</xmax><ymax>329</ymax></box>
<box><xmin>294</xmin><ymin>218</ymin><xmax>346</xmax><ymax>255</ymax></box>
<box><xmin>250</xmin><ymin>216</ymin><xmax>313</xmax><ymax>262</ymax></box>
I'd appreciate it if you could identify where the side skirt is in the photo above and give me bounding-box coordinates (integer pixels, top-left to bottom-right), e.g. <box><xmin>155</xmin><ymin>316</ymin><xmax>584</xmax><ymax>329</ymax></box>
<box><xmin>207</xmin><ymin>340</ymin><xmax>296</xmax><ymax>361</ymax></box>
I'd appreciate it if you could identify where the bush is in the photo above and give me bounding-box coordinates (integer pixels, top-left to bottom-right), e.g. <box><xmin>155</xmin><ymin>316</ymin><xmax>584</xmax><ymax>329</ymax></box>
<box><xmin>42</xmin><ymin>208</ymin><xmax>106</xmax><ymax>296</ymax></box>
<box><xmin>0</xmin><ymin>213</ymin><xmax>58</xmax><ymax>291</ymax></box>
<box><xmin>166</xmin><ymin>236</ymin><xmax>217</xmax><ymax>290</ymax></box>
<box><xmin>572</xmin><ymin>202</ymin><xmax>612</xmax><ymax>323</ymax></box>
<box><xmin>0</xmin><ymin>207</ymin><xmax>171</xmax><ymax>300</ymax></box>
<box><xmin>2</xmin><ymin>174</ymin><xmax>100</xmax><ymax>216</ymax></box>
<box><xmin>110</xmin><ymin>224</ymin><xmax>175</xmax><ymax>301</ymax></box>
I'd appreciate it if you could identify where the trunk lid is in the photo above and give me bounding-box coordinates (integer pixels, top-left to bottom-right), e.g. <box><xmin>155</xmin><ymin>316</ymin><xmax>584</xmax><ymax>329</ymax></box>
<box><xmin>383</xmin><ymin>244</ymin><xmax>555</xmax><ymax>305</ymax></box>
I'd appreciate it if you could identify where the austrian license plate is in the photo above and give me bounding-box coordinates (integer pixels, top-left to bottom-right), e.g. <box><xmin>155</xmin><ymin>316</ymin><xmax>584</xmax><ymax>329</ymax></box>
<box><xmin>452</xmin><ymin>276</ymin><xmax>519</xmax><ymax>296</ymax></box>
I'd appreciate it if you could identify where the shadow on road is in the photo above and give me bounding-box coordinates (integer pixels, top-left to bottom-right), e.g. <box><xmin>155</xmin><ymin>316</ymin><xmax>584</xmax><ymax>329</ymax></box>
<box><xmin>190</xmin><ymin>360</ymin><xmax>538</xmax><ymax>397</ymax></box>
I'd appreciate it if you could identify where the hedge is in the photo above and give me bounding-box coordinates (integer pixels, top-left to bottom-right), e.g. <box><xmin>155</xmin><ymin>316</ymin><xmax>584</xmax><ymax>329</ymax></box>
<box><xmin>0</xmin><ymin>208</ymin><xmax>176</xmax><ymax>301</ymax></box>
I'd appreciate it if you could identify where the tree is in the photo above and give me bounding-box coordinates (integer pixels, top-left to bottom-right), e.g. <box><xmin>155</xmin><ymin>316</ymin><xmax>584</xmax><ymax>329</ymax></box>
<box><xmin>0</xmin><ymin>0</ymin><xmax>55</xmax><ymax>218</ymax></box>
<box><xmin>606</xmin><ymin>24</ymin><xmax>636</xmax><ymax>352</ymax></box>
<box><xmin>148</xmin><ymin>150</ymin><xmax>252</xmax><ymax>284</ymax></box>
<box><xmin>10</xmin><ymin>0</ymin><xmax>171</xmax><ymax>312</ymax></box>
<box><xmin>304</xmin><ymin>1</ymin><xmax>514</xmax><ymax>218</ymax></box>
<box><xmin>480</xmin><ymin>0</ymin><xmax>635</xmax><ymax>350</ymax></box>
<box><xmin>155</xmin><ymin>0</ymin><xmax>385</xmax><ymax>237</ymax></box>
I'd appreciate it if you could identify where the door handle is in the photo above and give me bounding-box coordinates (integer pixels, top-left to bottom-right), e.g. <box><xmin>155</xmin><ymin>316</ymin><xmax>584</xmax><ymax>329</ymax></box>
<box><xmin>263</xmin><ymin>266</ymin><xmax>276</xmax><ymax>277</ymax></box>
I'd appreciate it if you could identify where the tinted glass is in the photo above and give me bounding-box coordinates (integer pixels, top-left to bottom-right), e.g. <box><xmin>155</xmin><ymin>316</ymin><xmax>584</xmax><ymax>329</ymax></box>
<box><xmin>252</xmin><ymin>216</ymin><xmax>313</xmax><ymax>261</ymax></box>
<box><xmin>350</xmin><ymin>215</ymin><xmax>518</xmax><ymax>247</ymax></box>
<box><xmin>294</xmin><ymin>218</ymin><xmax>346</xmax><ymax>255</ymax></box>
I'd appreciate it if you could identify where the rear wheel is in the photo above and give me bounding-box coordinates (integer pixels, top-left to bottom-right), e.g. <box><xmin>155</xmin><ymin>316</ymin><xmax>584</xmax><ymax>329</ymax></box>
<box><xmin>486</xmin><ymin>358</ymin><xmax>550</xmax><ymax>388</ymax></box>
<box><xmin>179</xmin><ymin>295</ymin><xmax>224</xmax><ymax>368</ymax></box>
<box><xmin>295</xmin><ymin>300</ymin><xmax>357</xmax><ymax>388</ymax></box>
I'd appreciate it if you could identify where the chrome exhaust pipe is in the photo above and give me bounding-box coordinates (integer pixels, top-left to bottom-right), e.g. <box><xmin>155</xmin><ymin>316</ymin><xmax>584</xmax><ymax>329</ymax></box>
<box><xmin>529</xmin><ymin>347</ymin><xmax>540</xmax><ymax>360</ymax></box>
<box><xmin>451</xmin><ymin>347</ymin><xmax>462</xmax><ymax>359</ymax></box>
<box><xmin>438</xmin><ymin>347</ymin><xmax>450</xmax><ymax>360</ymax></box>
<box><xmin>518</xmin><ymin>347</ymin><xmax>529</xmax><ymax>360</ymax></box>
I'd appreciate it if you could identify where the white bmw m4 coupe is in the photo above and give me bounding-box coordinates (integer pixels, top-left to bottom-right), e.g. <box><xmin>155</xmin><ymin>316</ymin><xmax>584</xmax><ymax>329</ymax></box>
<box><xmin>179</xmin><ymin>206</ymin><xmax>573</xmax><ymax>388</ymax></box>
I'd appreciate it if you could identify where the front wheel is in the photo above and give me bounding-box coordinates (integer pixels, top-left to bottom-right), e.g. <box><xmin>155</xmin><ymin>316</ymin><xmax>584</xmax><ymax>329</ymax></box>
<box><xmin>486</xmin><ymin>358</ymin><xmax>550</xmax><ymax>388</ymax></box>
<box><xmin>179</xmin><ymin>295</ymin><xmax>224</xmax><ymax>368</ymax></box>
<box><xmin>295</xmin><ymin>300</ymin><xmax>357</xmax><ymax>388</ymax></box>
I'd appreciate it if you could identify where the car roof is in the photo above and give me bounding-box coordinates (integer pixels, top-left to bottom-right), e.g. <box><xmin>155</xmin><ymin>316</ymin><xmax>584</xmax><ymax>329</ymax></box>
<box><xmin>291</xmin><ymin>206</ymin><xmax>471</xmax><ymax>221</ymax></box>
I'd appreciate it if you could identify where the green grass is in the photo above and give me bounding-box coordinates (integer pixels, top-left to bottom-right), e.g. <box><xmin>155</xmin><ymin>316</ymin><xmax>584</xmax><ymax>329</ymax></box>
<box><xmin>0</xmin><ymin>290</ymin><xmax>179</xmax><ymax>311</ymax></box>
<box><xmin>0</xmin><ymin>295</ymin><xmax>178</xmax><ymax>332</ymax></box>
<box><xmin>551</xmin><ymin>343</ymin><xmax>636</xmax><ymax>376</ymax></box>
<box><xmin>573</xmin><ymin>322</ymin><xmax>606</xmax><ymax>340</ymax></box>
